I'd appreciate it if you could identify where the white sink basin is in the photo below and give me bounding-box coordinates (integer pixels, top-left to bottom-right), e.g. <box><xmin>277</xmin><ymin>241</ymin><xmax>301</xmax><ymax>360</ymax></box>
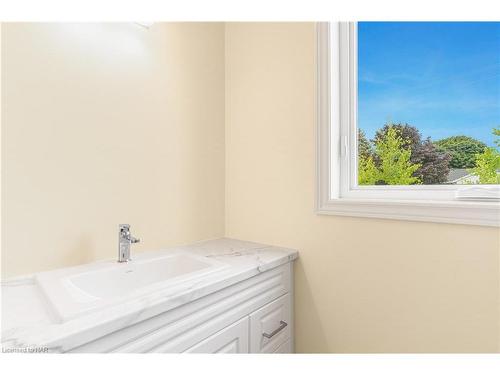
<box><xmin>35</xmin><ymin>252</ymin><xmax>226</xmax><ymax>322</ymax></box>
<box><xmin>70</xmin><ymin>254</ymin><xmax>215</xmax><ymax>300</ymax></box>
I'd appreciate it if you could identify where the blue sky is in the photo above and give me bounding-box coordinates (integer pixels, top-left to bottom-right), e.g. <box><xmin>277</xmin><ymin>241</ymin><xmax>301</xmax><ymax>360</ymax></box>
<box><xmin>358</xmin><ymin>22</ymin><xmax>500</xmax><ymax>147</ymax></box>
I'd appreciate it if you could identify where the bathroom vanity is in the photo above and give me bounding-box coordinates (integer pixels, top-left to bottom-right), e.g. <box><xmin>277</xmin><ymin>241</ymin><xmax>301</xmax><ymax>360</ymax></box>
<box><xmin>1</xmin><ymin>238</ymin><xmax>298</xmax><ymax>353</ymax></box>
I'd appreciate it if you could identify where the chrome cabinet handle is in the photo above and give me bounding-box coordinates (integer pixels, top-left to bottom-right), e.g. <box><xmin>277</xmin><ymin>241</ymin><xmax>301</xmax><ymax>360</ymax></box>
<box><xmin>262</xmin><ymin>320</ymin><xmax>288</xmax><ymax>339</ymax></box>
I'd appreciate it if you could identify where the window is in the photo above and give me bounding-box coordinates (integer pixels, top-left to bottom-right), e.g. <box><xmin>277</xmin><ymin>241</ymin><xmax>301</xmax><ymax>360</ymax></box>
<box><xmin>316</xmin><ymin>22</ymin><xmax>500</xmax><ymax>226</ymax></box>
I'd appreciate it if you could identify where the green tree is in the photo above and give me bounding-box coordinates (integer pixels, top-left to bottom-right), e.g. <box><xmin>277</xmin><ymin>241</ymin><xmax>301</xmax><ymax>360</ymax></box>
<box><xmin>493</xmin><ymin>127</ymin><xmax>500</xmax><ymax>147</ymax></box>
<box><xmin>358</xmin><ymin>155</ymin><xmax>378</xmax><ymax>185</ymax></box>
<box><xmin>374</xmin><ymin>123</ymin><xmax>450</xmax><ymax>184</ymax></box>
<box><xmin>357</xmin><ymin>128</ymin><xmax>373</xmax><ymax>160</ymax></box>
<box><xmin>359</xmin><ymin>126</ymin><xmax>421</xmax><ymax>185</ymax></box>
<box><xmin>468</xmin><ymin>128</ymin><xmax>500</xmax><ymax>184</ymax></box>
<box><xmin>434</xmin><ymin>135</ymin><xmax>486</xmax><ymax>168</ymax></box>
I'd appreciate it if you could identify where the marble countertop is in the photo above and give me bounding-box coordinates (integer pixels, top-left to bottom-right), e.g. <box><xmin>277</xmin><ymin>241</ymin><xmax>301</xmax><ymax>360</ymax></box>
<box><xmin>1</xmin><ymin>238</ymin><xmax>298</xmax><ymax>352</ymax></box>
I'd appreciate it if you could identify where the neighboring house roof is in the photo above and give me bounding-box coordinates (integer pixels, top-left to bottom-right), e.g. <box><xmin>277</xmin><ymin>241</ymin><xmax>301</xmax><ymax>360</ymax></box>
<box><xmin>446</xmin><ymin>168</ymin><xmax>500</xmax><ymax>184</ymax></box>
<box><xmin>447</xmin><ymin>168</ymin><xmax>471</xmax><ymax>183</ymax></box>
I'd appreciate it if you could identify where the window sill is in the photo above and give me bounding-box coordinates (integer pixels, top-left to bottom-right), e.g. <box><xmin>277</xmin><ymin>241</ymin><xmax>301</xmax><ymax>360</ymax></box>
<box><xmin>316</xmin><ymin>198</ymin><xmax>500</xmax><ymax>227</ymax></box>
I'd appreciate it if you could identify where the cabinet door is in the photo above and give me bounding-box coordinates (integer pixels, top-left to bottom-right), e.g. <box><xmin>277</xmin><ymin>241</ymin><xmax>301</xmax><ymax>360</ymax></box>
<box><xmin>184</xmin><ymin>317</ymin><xmax>249</xmax><ymax>353</ymax></box>
<box><xmin>249</xmin><ymin>293</ymin><xmax>291</xmax><ymax>353</ymax></box>
<box><xmin>273</xmin><ymin>339</ymin><xmax>292</xmax><ymax>353</ymax></box>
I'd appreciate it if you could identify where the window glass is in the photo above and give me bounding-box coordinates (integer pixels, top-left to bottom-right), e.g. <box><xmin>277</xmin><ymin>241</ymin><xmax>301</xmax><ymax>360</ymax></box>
<box><xmin>357</xmin><ymin>22</ymin><xmax>500</xmax><ymax>186</ymax></box>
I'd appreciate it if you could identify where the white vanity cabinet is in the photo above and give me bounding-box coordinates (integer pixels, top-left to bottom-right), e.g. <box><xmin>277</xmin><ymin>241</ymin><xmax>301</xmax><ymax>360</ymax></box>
<box><xmin>69</xmin><ymin>262</ymin><xmax>294</xmax><ymax>353</ymax></box>
<box><xmin>1</xmin><ymin>239</ymin><xmax>298</xmax><ymax>354</ymax></box>
<box><xmin>183</xmin><ymin>294</ymin><xmax>292</xmax><ymax>354</ymax></box>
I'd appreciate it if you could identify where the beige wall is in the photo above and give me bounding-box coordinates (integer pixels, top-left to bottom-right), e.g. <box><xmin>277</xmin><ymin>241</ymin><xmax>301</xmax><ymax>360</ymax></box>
<box><xmin>225</xmin><ymin>22</ymin><xmax>500</xmax><ymax>352</ymax></box>
<box><xmin>1</xmin><ymin>23</ymin><xmax>225</xmax><ymax>277</ymax></box>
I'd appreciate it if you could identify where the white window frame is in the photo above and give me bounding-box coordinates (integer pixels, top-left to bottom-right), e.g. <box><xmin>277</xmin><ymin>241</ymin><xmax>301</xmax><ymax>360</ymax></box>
<box><xmin>316</xmin><ymin>22</ymin><xmax>500</xmax><ymax>226</ymax></box>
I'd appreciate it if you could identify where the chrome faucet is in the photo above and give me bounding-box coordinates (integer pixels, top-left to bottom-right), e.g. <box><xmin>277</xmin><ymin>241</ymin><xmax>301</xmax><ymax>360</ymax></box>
<box><xmin>118</xmin><ymin>224</ymin><xmax>140</xmax><ymax>262</ymax></box>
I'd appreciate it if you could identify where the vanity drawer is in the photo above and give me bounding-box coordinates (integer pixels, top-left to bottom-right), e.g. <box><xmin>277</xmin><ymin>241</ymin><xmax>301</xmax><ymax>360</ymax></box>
<box><xmin>249</xmin><ymin>293</ymin><xmax>291</xmax><ymax>353</ymax></box>
<box><xmin>184</xmin><ymin>317</ymin><xmax>249</xmax><ymax>353</ymax></box>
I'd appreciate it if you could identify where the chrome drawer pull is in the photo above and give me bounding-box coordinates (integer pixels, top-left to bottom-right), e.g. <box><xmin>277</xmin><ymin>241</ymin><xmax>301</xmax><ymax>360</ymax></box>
<box><xmin>262</xmin><ymin>320</ymin><xmax>288</xmax><ymax>339</ymax></box>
